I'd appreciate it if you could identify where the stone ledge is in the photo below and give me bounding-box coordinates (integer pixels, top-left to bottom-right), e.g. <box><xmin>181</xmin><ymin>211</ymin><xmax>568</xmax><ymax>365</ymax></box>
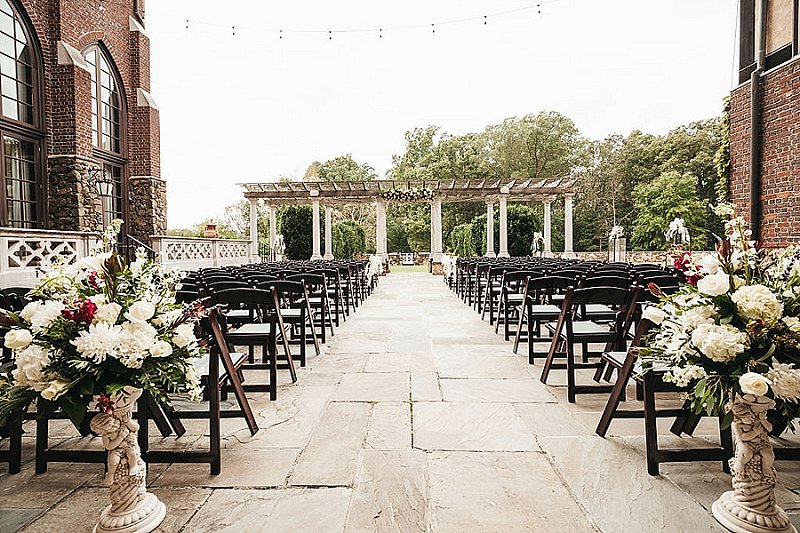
<box><xmin>56</xmin><ymin>41</ymin><xmax>91</xmax><ymax>74</ymax></box>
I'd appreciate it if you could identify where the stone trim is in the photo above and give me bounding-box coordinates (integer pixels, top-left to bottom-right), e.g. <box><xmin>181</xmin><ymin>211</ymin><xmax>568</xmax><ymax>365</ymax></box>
<box><xmin>56</xmin><ymin>41</ymin><xmax>91</xmax><ymax>73</ymax></box>
<box><xmin>136</xmin><ymin>88</ymin><xmax>159</xmax><ymax>110</ymax></box>
<box><xmin>129</xmin><ymin>175</ymin><xmax>166</xmax><ymax>183</ymax></box>
<box><xmin>129</xmin><ymin>15</ymin><xmax>148</xmax><ymax>36</ymax></box>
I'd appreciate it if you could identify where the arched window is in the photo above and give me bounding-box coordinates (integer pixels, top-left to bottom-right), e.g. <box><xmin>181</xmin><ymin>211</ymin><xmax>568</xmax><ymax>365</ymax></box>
<box><xmin>84</xmin><ymin>45</ymin><xmax>126</xmax><ymax>227</ymax></box>
<box><xmin>0</xmin><ymin>0</ymin><xmax>43</xmax><ymax>229</ymax></box>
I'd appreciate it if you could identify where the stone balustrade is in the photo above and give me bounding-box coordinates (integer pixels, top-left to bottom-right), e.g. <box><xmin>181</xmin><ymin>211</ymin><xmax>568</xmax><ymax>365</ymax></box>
<box><xmin>150</xmin><ymin>235</ymin><xmax>252</xmax><ymax>271</ymax></box>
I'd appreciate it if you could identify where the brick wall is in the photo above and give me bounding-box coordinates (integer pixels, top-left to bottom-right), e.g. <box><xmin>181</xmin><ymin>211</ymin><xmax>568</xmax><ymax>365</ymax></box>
<box><xmin>730</xmin><ymin>56</ymin><xmax>800</xmax><ymax>248</ymax></box>
<box><xmin>13</xmin><ymin>0</ymin><xmax>164</xmax><ymax>240</ymax></box>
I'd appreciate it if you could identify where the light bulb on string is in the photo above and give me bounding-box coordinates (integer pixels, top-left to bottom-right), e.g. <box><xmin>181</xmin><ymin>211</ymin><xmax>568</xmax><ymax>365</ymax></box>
<box><xmin>185</xmin><ymin>19</ymin><xmax>189</xmax><ymax>30</ymax></box>
<box><xmin>483</xmin><ymin>15</ymin><xmax>487</xmax><ymax>25</ymax></box>
<box><xmin>537</xmin><ymin>4</ymin><xmax>542</xmax><ymax>14</ymax></box>
<box><xmin>379</xmin><ymin>28</ymin><xmax>383</xmax><ymax>38</ymax></box>
<box><xmin>431</xmin><ymin>23</ymin><xmax>435</xmax><ymax>34</ymax></box>
<box><xmin>232</xmin><ymin>25</ymin><xmax>236</xmax><ymax>36</ymax></box>
<box><xmin>328</xmin><ymin>30</ymin><xmax>332</xmax><ymax>40</ymax></box>
<box><xmin>279</xmin><ymin>29</ymin><xmax>283</xmax><ymax>39</ymax></box>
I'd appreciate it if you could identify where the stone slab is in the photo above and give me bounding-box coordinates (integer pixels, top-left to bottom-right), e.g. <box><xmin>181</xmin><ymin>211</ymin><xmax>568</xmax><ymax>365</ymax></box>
<box><xmin>413</xmin><ymin>402</ymin><xmax>538</xmax><ymax>451</ymax></box>
<box><xmin>365</xmin><ymin>402</ymin><xmax>411</xmax><ymax>450</ymax></box>
<box><xmin>411</xmin><ymin>372</ymin><xmax>442</xmax><ymax>402</ymax></box>
<box><xmin>332</xmin><ymin>372</ymin><xmax>410</xmax><ymax>402</ymax></box>
<box><xmin>439</xmin><ymin>378</ymin><xmax>556</xmax><ymax>403</ymax></box>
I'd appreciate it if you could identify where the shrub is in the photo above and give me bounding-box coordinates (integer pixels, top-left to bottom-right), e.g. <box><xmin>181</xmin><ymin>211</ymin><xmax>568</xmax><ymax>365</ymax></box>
<box><xmin>333</xmin><ymin>220</ymin><xmax>366</xmax><ymax>259</ymax></box>
<box><xmin>448</xmin><ymin>223</ymin><xmax>477</xmax><ymax>257</ymax></box>
<box><xmin>279</xmin><ymin>205</ymin><xmax>313</xmax><ymax>259</ymax></box>
<box><xmin>470</xmin><ymin>204</ymin><xmax>542</xmax><ymax>256</ymax></box>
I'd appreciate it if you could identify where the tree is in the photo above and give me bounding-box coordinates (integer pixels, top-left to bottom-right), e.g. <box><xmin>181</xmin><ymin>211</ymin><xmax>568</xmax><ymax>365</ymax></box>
<box><xmin>220</xmin><ymin>199</ymin><xmax>271</xmax><ymax>248</ymax></box>
<box><xmin>448</xmin><ymin>222</ymin><xmax>477</xmax><ymax>257</ymax></box>
<box><xmin>332</xmin><ymin>220</ymin><xmax>366</xmax><ymax>259</ymax></box>
<box><xmin>481</xmin><ymin>111</ymin><xmax>588</xmax><ymax>180</ymax></box>
<box><xmin>631</xmin><ymin>171</ymin><xmax>710</xmax><ymax>250</ymax></box>
<box><xmin>470</xmin><ymin>204</ymin><xmax>544</xmax><ymax>257</ymax></box>
<box><xmin>279</xmin><ymin>205</ymin><xmax>314</xmax><ymax>260</ymax></box>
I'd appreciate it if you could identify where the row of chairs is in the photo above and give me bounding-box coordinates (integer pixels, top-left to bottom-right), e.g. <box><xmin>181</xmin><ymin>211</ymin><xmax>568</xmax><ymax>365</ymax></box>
<box><xmin>449</xmin><ymin>256</ymin><xmax>742</xmax><ymax>475</ymax></box>
<box><xmin>0</xmin><ymin>259</ymin><xmax>377</xmax><ymax>476</ymax></box>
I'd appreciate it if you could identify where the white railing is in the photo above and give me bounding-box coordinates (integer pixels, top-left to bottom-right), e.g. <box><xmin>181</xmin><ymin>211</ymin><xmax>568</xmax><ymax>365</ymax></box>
<box><xmin>150</xmin><ymin>235</ymin><xmax>252</xmax><ymax>271</ymax></box>
<box><xmin>0</xmin><ymin>228</ymin><xmax>101</xmax><ymax>287</ymax></box>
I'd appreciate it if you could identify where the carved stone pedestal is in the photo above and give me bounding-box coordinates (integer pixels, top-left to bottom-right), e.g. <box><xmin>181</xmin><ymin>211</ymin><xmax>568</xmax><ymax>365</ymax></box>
<box><xmin>712</xmin><ymin>394</ymin><xmax>796</xmax><ymax>533</ymax></box>
<box><xmin>90</xmin><ymin>387</ymin><xmax>166</xmax><ymax>533</ymax></box>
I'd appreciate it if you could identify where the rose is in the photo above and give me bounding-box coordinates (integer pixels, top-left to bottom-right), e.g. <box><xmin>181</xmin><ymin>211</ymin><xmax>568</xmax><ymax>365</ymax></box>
<box><xmin>19</xmin><ymin>301</ymin><xmax>40</xmax><ymax>323</ymax></box>
<box><xmin>41</xmin><ymin>380</ymin><xmax>70</xmax><ymax>401</ymax></box>
<box><xmin>94</xmin><ymin>303</ymin><xmax>122</xmax><ymax>324</ymax></box>
<box><xmin>696</xmin><ymin>271</ymin><xmax>730</xmax><ymax>296</ymax></box>
<box><xmin>4</xmin><ymin>329</ymin><xmax>32</xmax><ymax>350</ymax></box>
<box><xmin>125</xmin><ymin>301</ymin><xmax>156</xmax><ymax>323</ymax></box>
<box><xmin>150</xmin><ymin>340</ymin><xmax>173</xmax><ymax>358</ymax></box>
<box><xmin>739</xmin><ymin>372</ymin><xmax>771</xmax><ymax>396</ymax></box>
<box><xmin>699</xmin><ymin>254</ymin><xmax>721</xmax><ymax>275</ymax></box>
<box><xmin>642</xmin><ymin>305</ymin><xmax>668</xmax><ymax>325</ymax></box>
<box><xmin>172</xmin><ymin>323</ymin><xmax>196</xmax><ymax>348</ymax></box>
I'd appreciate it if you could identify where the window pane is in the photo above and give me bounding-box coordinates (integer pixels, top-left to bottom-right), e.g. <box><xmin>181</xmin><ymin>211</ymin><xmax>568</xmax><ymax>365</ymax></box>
<box><xmin>4</xmin><ymin>135</ymin><xmax>37</xmax><ymax>227</ymax></box>
<box><xmin>2</xmin><ymin>95</ymin><xmax>16</xmax><ymax>119</ymax></box>
<box><xmin>0</xmin><ymin>35</ymin><xmax>13</xmax><ymax>60</ymax></box>
<box><xmin>0</xmin><ymin>11</ymin><xmax>12</xmax><ymax>38</ymax></box>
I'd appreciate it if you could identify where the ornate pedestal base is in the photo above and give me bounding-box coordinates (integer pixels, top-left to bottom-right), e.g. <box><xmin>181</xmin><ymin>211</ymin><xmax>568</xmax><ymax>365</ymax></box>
<box><xmin>713</xmin><ymin>491</ymin><xmax>794</xmax><ymax>533</ymax></box>
<box><xmin>90</xmin><ymin>386</ymin><xmax>166</xmax><ymax>533</ymax></box>
<box><xmin>95</xmin><ymin>493</ymin><xmax>166</xmax><ymax>533</ymax></box>
<box><xmin>712</xmin><ymin>394</ymin><xmax>796</xmax><ymax>533</ymax></box>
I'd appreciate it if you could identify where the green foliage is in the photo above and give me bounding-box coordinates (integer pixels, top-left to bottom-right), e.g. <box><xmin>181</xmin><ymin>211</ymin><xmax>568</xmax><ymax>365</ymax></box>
<box><xmin>631</xmin><ymin>171</ymin><xmax>710</xmax><ymax>250</ymax></box>
<box><xmin>481</xmin><ymin>111</ymin><xmax>588</xmax><ymax>180</ymax></box>
<box><xmin>387</xmin><ymin>126</ymin><xmax>488</xmax><ymax>181</ymax></box>
<box><xmin>714</xmin><ymin>96</ymin><xmax>731</xmax><ymax>202</ymax></box>
<box><xmin>332</xmin><ymin>220</ymin><xmax>366</xmax><ymax>259</ymax></box>
<box><xmin>279</xmin><ymin>205</ymin><xmax>314</xmax><ymax>260</ymax></box>
<box><xmin>448</xmin><ymin>223</ymin><xmax>477</xmax><ymax>257</ymax></box>
<box><xmin>470</xmin><ymin>204</ymin><xmax>543</xmax><ymax>257</ymax></box>
<box><xmin>305</xmin><ymin>154</ymin><xmax>378</xmax><ymax>182</ymax></box>
<box><xmin>387</xmin><ymin>203</ymin><xmax>430</xmax><ymax>252</ymax></box>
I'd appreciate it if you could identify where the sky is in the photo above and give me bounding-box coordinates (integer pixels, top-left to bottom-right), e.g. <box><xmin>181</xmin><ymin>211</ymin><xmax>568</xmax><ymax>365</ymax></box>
<box><xmin>146</xmin><ymin>0</ymin><xmax>739</xmax><ymax>229</ymax></box>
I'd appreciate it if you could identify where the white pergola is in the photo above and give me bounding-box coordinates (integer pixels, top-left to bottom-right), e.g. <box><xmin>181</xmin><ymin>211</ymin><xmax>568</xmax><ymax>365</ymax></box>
<box><xmin>239</xmin><ymin>178</ymin><xmax>579</xmax><ymax>262</ymax></box>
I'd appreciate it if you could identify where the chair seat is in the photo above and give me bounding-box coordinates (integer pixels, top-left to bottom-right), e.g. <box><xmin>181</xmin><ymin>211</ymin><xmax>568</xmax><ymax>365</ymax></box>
<box><xmin>584</xmin><ymin>304</ymin><xmax>617</xmax><ymax>319</ymax></box>
<box><xmin>228</xmin><ymin>323</ymin><xmax>272</xmax><ymax>341</ymax></box>
<box><xmin>529</xmin><ymin>304</ymin><xmax>561</xmax><ymax>316</ymax></box>
<box><xmin>506</xmin><ymin>294</ymin><xmax>525</xmax><ymax>303</ymax></box>
<box><xmin>194</xmin><ymin>351</ymin><xmax>247</xmax><ymax>380</ymax></box>
<box><xmin>281</xmin><ymin>308</ymin><xmax>303</xmax><ymax>319</ymax></box>
<box><xmin>546</xmin><ymin>320</ymin><xmax>610</xmax><ymax>336</ymax></box>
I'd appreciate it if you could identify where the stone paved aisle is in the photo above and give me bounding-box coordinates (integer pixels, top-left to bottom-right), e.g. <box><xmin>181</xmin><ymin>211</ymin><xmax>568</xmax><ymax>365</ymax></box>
<box><xmin>5</xmin><ymin>272</ymin><xmax>800</xmax><ymax>532</ymax></box>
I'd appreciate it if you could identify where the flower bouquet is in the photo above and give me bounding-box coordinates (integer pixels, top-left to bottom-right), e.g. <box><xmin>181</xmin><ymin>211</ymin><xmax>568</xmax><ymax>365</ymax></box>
<box><xmin>641</xmin><ymin>204</ymin><xmax>800</xmax><ymax>533</ymax></box>
<box><xmin>0</xmin><ymin>221</ymin><xmax>204</xmax><ymax>533</ymax></box>
<box><xmin>380</xmin><ymin>187</ymin><xmax>435</xmax><ymax>203</ymax></box>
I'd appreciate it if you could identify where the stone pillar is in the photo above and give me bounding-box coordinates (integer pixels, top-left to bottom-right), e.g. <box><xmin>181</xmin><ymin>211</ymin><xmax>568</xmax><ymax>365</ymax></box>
<box><xmin>375</xmin><ymin>200</ymin><xmax>388</xmax><ymax>261</ymax></box>
<box><xmin>311</xmin><ymin>199</ymin><xmax>322</xmax><ymax>260</ymax></box>
<box><xmin>543</xmin><ymin>198</ymin><xmax>553</xmax><ymax>257</ymax></box>
<box><xmin>249</xmin><ymin>197</ymin><xmax>259</xmax><ymax>262</ymax></box>
<box><xmin>498</xmin><ymin>196</ymin><xmax>510</xmax><ymax>258</ymax></box>
<box><xmin>268</xmin><ymin>204</ymin><xmax>277</xmax><ymax>256</ymax></box>
<box><xmin>324</xmin><ymin>205</ymin><xmax>334</xmax><ymax>259</ymax></box>
<box><xmin>485</xmin><ymin>202</ymin><xmax>496</xmax><ymax>257</ymax></box>
<box><xmin>47</xmin><ymin>156</ymin><xmax>103</xmax><ymax>233</ymax></box>
<box><xmin>563</xmin><ymin>193</ymin><xmax>575</xmax><ymax>258</ymax></box>
<box><xmin>431</xmin><ymin>198</ymin><xmax>443</xmax><ymax>263</ymax></box>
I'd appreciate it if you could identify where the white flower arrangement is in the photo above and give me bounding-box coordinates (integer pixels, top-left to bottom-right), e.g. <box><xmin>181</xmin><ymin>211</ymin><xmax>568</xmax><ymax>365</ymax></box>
<box><xmin>641</xmin><ymin>204</ymin><xmax>800</xmax><ymax>423</ymax></box>
<box><xmin>0</xmin><ymin>221</ymin><xmax>204</xmax><ymax>427</ymax></box>
<box><xmin>380</xmin><ymin>187</ymin><xmax>435</xmax><ymax>203</ymax></box>
<box><xmin>609</xmin><ymin>225</ymin><xmax>625</xmax><ymax>240</ymax></box>
<box><xmin>665</xmin><ymin>217</ymin><xmax>691</xmax><ymax>244</ymax></box>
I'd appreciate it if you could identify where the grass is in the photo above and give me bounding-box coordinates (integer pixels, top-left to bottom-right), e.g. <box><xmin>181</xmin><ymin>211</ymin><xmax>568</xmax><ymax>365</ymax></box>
<box><xmin>389</xmin><ymin>264</ymin><xmax>429</xmax><ymax>273</ymax></box>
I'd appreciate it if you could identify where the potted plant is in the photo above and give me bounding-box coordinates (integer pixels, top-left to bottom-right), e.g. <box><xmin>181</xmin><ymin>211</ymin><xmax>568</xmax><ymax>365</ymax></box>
<box><xmin>0</xmin><ymin>220</ymin><xmax>204</xmax><ymax>533</ymax></box>
<box><xmin>641</xmin><ymin>204</ymin><xmax>800</xmax><ymax>533</ymax></box>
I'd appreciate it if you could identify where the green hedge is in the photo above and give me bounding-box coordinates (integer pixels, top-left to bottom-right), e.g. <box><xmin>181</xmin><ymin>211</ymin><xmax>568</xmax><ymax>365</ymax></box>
<box><xmin>333</xmin><ymin>220</ymin><xmax>366</xmax><ymax>259</ymax></box>
<box><xmin>279</xmin><ymin>205</ymin><xmax>314</xmax><ymax>260</ymax></box>
<box><xmin>448</xmin><ymin>223</ymin><xmax>477</xmax><ymax>257</ymax></box>
<box><xmin>471</xmin><ymin>204</ymin><xmax>542</xmax><ymax>257</ymax></box>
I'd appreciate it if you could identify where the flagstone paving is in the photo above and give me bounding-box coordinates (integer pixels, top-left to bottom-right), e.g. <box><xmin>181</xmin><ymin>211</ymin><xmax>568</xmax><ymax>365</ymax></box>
<box><xmin>4</xmin><ymin>272</ymin><xmax>800</xmax><ymax>531</ymax></box>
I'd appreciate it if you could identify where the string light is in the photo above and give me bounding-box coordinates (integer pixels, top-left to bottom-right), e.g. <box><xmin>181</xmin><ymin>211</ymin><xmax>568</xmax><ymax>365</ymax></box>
<box><xmin>183</xmin><ymin>0</ymin><xmax>565</xmax><ymax>40</ymax></box>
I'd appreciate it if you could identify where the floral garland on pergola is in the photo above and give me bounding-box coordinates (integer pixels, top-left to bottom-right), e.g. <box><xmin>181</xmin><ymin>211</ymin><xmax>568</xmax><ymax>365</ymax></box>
<box><xmin>379</xmin><ymin>187</ymin><xmax>435</xmax><ymax>202</ymax></box>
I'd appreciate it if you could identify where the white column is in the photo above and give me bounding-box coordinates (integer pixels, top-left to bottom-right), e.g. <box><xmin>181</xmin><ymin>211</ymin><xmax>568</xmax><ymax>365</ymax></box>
<box><xmin>431</xmin><ymin>198</ymin><xmax>443</xmax><ymax>262</ymax></box>
<box><xmin>268</xmin><ymin>204</ymin><xmax>277</xmax><ymax>258</ymax></box>
<box><xmin>323</xmin><ymin>205</ymin><xmax>334</xmax><ymax>259</ymax></box>
<box><xmin>543</xmin><ymin>198</ymin><xmax>553</xmax><ymax>257</ymax></box>
<box><xmin>498</xmin><ymin>196</ymin><xmax>509</xmax><ymax>258</ymax></box>
<box><xmin>248</xmin><ymin>197</ymin><xmax>259</xmax><ymax>262</ymax></box>
<box><xmin>375</xmin><ymin>200</ymin><xmax>387</xmax><ymax>260</ymax></box>
<box><xmin>563</xmin><ymin>193</ymin><xmax>575</xmax><ymax>258</ymax></box>
<box><xmin>311</xmin><ymin>199</ymin><xmax>322</xmax><ymax>260</ymax></box>
<box><xmin>485</xmin><ymin>202</ymin><xmax>495</xmax><ymax>257</ymax></box>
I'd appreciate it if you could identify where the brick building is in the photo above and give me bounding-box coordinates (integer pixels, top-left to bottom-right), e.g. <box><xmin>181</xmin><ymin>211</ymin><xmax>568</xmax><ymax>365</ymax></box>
<box><xmin>731</xmin><ymin>0</ymin><xmax>799</xmax><ymax>247</ymax></box>
<box><xmin>0</xmin><ymin>0</ymin><xmax>164</xmax><ymax>244</ymax></box>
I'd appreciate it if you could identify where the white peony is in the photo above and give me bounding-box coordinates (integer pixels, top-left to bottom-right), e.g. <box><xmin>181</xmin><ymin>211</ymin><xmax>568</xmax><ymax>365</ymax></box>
<box><xmin>697</xmin><ymin>271</ymin><xmax>730</xmax><ymax>297</ymax></box>
<box><xmin>691</xmin><ymin>323</ymin><xmax>749</xmax><ymax>362</ymax></box>
<box><xmin>149</xmin><ymin>340</ymin><xmax>173</xmax><ymax>358</ymax></box>
<box><xmin>699</xmin><ymin>254</ymin><xmax>721</xmax><ymax>275</ymax></box>
<box><xmin>116</xmin><ymin>322</ymin><xmax>158</xmax><ymax>369</ymax></box>
<box><xmin>642</xmin><ymin>305</ymin><xmax>668</xmax><ymax>325</ymax></box>
<box><xmin>766</xmin><ymin>363</ymin><xmax>800</xmax><ymax>402</ymax></box>
<box><xmin>172</xmin><ymin>323</ymin><xmax>196</xmax><ymax>348</ymax></box>
<box><xmin>74</xmin><ymin>252</ymin><xmax>110</xmax><ymax>273</ymax></box>
<box><xmin>72</xmin><ymin>323</ymin><xmax>122</xmax><ymax>363</ymax></box>
<box><xmin>94</xmin><ymin>302</ymin><xmax>122</xmax><ymax>324</ymax></box>
<box><xmin>125</xmin><ymin>301</ymin><xmax>156</xmax><ymax>323</ymax></box>
<box><xmin>731</xmin><ymin>284</ymin><xmax>783</xmax><ymax>325</ymax></box>
<box><xmin>12</xmin><ymin>345</ymin><xmax>51</xmax><ymax>391</ymax></box>
<box><xmin>4</xmin><ymin>329</ymin><xmax>32</xmax><ymax>350</ymax></box>
<box><xmin>19</xmin><ymin>301</ymin><xmax>40</xmax><ymax>322</ymax></box>
<box><xmin>680</xmin><ymin>305</ymin><xmax>718</xmax><ymax>329</ymax></box>
<box><xmin>739</xmin><ymin>372</ymin><xmax>771</xmax><ymax>396</ymax></box>
<box><xmin>40</xmin><ymin>379</ymin><xmax>70</xmax><ymax>401</ymax></box>
<box><xmin>153</xmin><ymin>309</ymin><xmax>183</xmax><ymax>327</ymax></box>
<box><xmin>21</xmin><ymin>300</ymin><xmax>65</xmax><ymax>332</ymax></box>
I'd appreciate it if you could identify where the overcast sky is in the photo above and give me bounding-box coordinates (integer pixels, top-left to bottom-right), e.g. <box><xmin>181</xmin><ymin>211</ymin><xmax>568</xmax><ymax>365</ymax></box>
<box><xmin>146</xmin><ymin>0</ymin><xmax>739</xmax><ymax>229</ymax></box>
